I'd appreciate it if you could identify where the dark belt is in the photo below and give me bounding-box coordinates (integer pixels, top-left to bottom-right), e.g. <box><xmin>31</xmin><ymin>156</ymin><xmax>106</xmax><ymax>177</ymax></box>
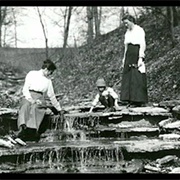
<box><xmin>129</xmin><ymin>64</ymin><xmax>138</xmax><ymax>68</ymax></box>
<box><xmin>29</xmin><ymin>90</ymin><xmax>43</xmax><ymax>95</ymax></box>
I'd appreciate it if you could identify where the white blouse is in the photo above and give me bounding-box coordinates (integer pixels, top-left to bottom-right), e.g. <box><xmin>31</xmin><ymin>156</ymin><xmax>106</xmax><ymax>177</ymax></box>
<box><xmin>22</xmin><ymin>69</ymin><xmax>62</xmax><ymax>111</ymax></box>
<box><xmin>124</xmin><ymin>24</ymin><xmax>146</xmax><ymax>58</ymax></box>
<box><xmin>92</xmin><ymin>87</ymin><xmax>119</xmax><ymax>106</ymax></box>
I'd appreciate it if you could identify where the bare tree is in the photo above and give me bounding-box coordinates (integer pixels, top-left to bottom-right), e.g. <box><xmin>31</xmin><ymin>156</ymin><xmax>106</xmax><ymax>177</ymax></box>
<box><xmin>93</xmin><ymin>6</ymin><xmax>101</xmax><ymax>38</ymax></box>
<box><xmin>86</xmin><ymin>6</ymin><xmax>94</xmax><ymax>43</ymax></box>
<box><xmin>36</xmin><ymin>7</ymin><xmax>49</xmax><ymax>58</ymax></box>
<box><xmin>1</xmin><ymin>7</ymin><xmax>26</xmax><ymax>47</ymax></box>
<box><xmin>0</xmin><ymin>6</ymin><xmax>8</xmax><ymax>47</ymax></box>
<box><xmin>63</xmin><ymin>6</ymin><xmax>73</xmax><ymax>48</ymax></box>
<box><xmin>46</xmin><ymin>7</ymin><xmax>74</xmax><ymax>48</ymax></box>
<box><xmin>167</xmin><ymin>6</ymin><xmax>176</xmax><ymax>47</ymax></box>
<box><xmin>119</xmin><ymin>7</ymin><xmax>125</xmax><ymax>26</ymax></box>
<box><xmin>132</xmin><ymin>7</ymin><xmax>138</xmax><ymax>20</ymax></box>
<box><xmin>12</xmin><ymin>8</ymin><xmax>17</xmax><ymax>47</ymax></box>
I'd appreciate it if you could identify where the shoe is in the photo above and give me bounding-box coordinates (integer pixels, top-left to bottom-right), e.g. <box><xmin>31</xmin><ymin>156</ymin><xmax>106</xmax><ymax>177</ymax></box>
<box><xmin>17</xmin><ymin>129</ymin><xmax>26</xmax><ymax>139</ymax></box>
<box><xmin>4</xmin><ymin>133</ymin><xmax>26</xmax><ymax>146</ymax></box>
<box><xmin>14</xmin><ymin>138</ymin><xmax>27</xmax><ymax>146</ymax></box>
<box><xmin>16</xmin><ymin>124</ymin><xmax>27</xmax><ymax>140</ymax></box>
<box><xmin>6</xmin><ymin>136</ymin><xmax>17</xmax><ymax>144</ymax></box>
<box><xmin>35</xmin><ymin>132</ymin><xmax>40</xmax><ymax>142</ymax></box>
<box><xmin>127</xmin><ymin>102</ymin><xmax>143</xmax><ymax>108</ymax></box>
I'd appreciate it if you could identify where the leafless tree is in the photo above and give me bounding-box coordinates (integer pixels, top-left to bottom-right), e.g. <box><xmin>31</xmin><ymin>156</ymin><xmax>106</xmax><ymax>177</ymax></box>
<box><xmin>36</xmin><ymin>7</ymin><xmax>49</xmax><ymax>58</ymax></box>
<box><xmin>119</xmin><ymin>7</ymin><xmax>125</xmax><ymax>26</ymax></box>
<box><xmin>0</xmin><ymin>6</ymin><xmax>8</xmax><ymax>47</ymax></box>
<box><xmin>132</xmin><ymin>7</ymin><xmax>138</xmax><ymax>20</ymax></box>
<box><xmin>63</xmin><ymin>6</ymin><xmax>73</xmax><ymax>48</ymax></box>
<box><xmin>93</xmin><ymin>6</ymin><xmax>101</xmax><ymax>38</ymax></box>
<box><xmin>86</xmin><ymin>6</ymin><xmax>94</xmax><ymax>43</ymax></box>
<box><xmin>11</xmin><ymin>8</ymin><xmax>17</xmax><ymax>47</ymax></box>
<box><xmin>167</xmin><ymin>6</ymin><xmax>176</xmax><ymax>47</ymax></box>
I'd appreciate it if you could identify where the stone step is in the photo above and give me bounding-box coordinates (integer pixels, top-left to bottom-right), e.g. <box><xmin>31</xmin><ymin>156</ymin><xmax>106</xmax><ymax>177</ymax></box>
<box><xmin>65</xmin><ymin>106</ymin><xmax>171</xmax><ymax>117</ymax></box>
<box><xmin>0</xmin><ymin>106</ymin><xmax>172</xmax><ymax>135</ymax></box>
<box><xmin>0</xmin><ymin>138</ymin><xmax>180</xmax><ymax>160</ymax></box>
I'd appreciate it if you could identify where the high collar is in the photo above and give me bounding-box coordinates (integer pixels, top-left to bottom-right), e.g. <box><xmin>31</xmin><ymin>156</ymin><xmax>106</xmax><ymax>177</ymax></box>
<box><xmin>39</xmin><ymin>69</ymin><xmax>45</xmax><ymax>76</ymax></box>
<box><xmin>128</xmin><ymin>24</ymin><xmax>136</xmax><ymax>31</ymax></box>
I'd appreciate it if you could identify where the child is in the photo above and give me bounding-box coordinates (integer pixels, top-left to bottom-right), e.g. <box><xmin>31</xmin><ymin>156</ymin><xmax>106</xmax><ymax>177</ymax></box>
<box><xmin>89</xmin><ymin>78</ymin><xmax>120</xmax><ymax>113</ymax></box>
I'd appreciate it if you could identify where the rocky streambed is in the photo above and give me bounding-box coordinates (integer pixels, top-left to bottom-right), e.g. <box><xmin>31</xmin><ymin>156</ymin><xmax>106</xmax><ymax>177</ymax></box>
<box><xmin>0</xmin><ymin>100</ymin><xmax>180</xmax><ymax>174</ymax></box>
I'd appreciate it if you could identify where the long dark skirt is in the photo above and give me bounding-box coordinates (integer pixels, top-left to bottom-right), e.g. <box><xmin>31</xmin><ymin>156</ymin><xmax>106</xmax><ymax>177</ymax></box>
<box><xmin>17</xmin><ymin>91</ymin><xmax>47</xmax><ymax>131</ymax></box>
<box><xmin>120</xmin><ymin>43</ymin><xmax>148</xmax><ymax>103</ymax></box>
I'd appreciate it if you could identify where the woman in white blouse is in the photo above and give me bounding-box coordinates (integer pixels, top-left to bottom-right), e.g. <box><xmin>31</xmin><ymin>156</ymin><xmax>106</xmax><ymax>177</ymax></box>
<box><xmin>17</xmin><ymin>59</ymin><xmax>63</xmax><ymax>141</ymax></box>
<box><xmin>120</xmin><ymin>15</ymin><xmax>148</xmax><ymax>107</ymax></box>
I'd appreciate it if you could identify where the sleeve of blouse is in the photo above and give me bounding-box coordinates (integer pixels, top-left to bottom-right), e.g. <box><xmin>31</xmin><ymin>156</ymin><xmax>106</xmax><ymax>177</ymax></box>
<box><xmin>124</xmin><ymin>31</ymin><xmax>128</xmax><ymax>44</ymax></box>
<box><xmin>139</xmin><ymin>27</ymin><xmax>146</xmax><ymax>58</ymax></box>
<box><xmin>92</xmin><ymin>94</ymin><xmax>100</xmax><ymax>107</ymax></box>
<box><xmin>22</xmin><ymin>72</ymin><xmax>33</xmax><ymax>102</ymax></box>
<box><xmin>47</xmin><ymin>80</ymin><xmax>62</xmax><ymax>111</ymax></box>
<box><xmin>108</xmin><ymin>88</ymin><xmax>118</xmax><ymax>99</ymax></box>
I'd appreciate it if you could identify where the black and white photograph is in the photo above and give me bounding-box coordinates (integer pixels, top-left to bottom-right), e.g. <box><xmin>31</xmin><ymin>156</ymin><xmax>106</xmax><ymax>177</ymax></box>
<box><xmin>0</xmin><ymin>5</ymin><xmax>179</xmax><ymax>176</ymax></box>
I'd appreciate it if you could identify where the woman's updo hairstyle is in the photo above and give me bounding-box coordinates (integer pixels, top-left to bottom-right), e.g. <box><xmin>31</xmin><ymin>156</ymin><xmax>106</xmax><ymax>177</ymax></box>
<box><xmin>42</xmin><ymin>59</ymin><xmax>57</xmax><ymax>71</ymax></box>
<box><xmin>122</xmin><ymin>14</ymin><xmax>136</xmax><ymax>24</ymax></box>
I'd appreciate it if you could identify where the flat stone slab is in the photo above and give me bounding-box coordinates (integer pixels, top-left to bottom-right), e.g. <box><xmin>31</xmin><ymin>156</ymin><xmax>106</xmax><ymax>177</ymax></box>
<box><xmin>159</xmin><ymin>133</ymin><xmax>180</xmax><ymax>140</ymax></box>
<box><xmin>1</xmin><ymin>138</ymin><xmax>180</xmax><ymax>157</ymax></box>
<box><xmin>159</xmin><ymin>100</ymin><xmax>180</xmax><ymax>108</ymax></box>
<box><xmin>114</xmin><ymin>138</ymin><xmax>180</xmax><ymax>153</ymax></box>
<box><xmin>159</xmin><ymin>118</ymin><xmax>180</xmax><ymax>129</ymax></box>
<box><xmin>109</xmin><ymin>119</ymin><xmax>154</xmax><ymax>128</ymax></box>
<box><xmin>0</xmin><ymin>108</ymin><xmax>18</xmax><ymax>115</ymax></box>
<box><xmin>65</xmin><ymin>106</ymin><xmax>171</xmax><ymax>118</ymax></box>
<box><xmin>172</xmin><ymin>105</ymin><xmax>180</xmax><ymax>115</ymax></box>
<box><xmin>0</xmin><ymin>106</ymin><xmax>171</xmax><ymax>118</ymax></box>
<box><xmin>127</xmin><ymin>107</ymin><xmax>170</xmax><ymax>115</ymax></box>
<box><xmin>95</xmin><ymin>126</ymin><xmax>159</xmax><ymax>133</ymax></box>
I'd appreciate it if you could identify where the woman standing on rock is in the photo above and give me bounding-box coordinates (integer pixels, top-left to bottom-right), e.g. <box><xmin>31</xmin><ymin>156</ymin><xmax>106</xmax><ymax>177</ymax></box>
<box><xmin>17</xmin><ymin>59</ymin><xmax>64</xmax><ymax>141</ymax></box>
<box><xmin>120</xmin><ymin>15</ymin><xmax>148</xmax><ymax>107</ymax></box>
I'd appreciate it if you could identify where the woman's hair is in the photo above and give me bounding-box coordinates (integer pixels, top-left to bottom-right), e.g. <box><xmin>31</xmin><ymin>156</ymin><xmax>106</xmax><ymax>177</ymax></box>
<box><xmin>122</xmin><ymin>14</ymin><xmax>136</xmax><ymax>24</ymax></box>
<box><xmin>42</xmin><ymin>59</ymin><xmax>57</xmax><ymax>71</ymax></box>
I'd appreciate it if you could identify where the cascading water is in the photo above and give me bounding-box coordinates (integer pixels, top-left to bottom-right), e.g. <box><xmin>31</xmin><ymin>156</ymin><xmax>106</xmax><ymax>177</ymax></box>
<box><xmin>4</xmin><ymin>113</ymin><xmax>126</xmax><ymax>173</ymax></box>
<box><xmin>0</xmin><ymin>105</ymin><xmax>176</xmax><ymax>174</ymax></box>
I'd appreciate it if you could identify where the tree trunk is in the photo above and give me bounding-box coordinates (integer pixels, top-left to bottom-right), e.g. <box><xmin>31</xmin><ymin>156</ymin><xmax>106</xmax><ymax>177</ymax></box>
<box><xmin>86</xmin><ymin>6</ymin><xmax>93</xmax><ymax>44</ymax></box>
<box><xmin>132</xmin><ymin>7</ymin><xmax>138</xmax><ymax>20</ymax></box>
<box><xmin>12</xmin><ymin>8</ymin><xmax>17</xmax><ymax>48</ymax></box>
<box><xmin>0</xmin><ymin>7</ymin><xmax>2</xmax><ymax>47</ymax></box>
<box><xmin>172</xmin><ymin>6</ymin><xmax>178</xmax><ymax>26</ymax></box>
<box><xmin>63</xmin><ymin>6</ymin><xmax>73</xmax><ymax>49</ymax></box>
<box><xmin>0</xmin><ymin>7</ymin><xmax>7</xmax><ymax>47</ymax></box>
<box><xmin>169</xmin><ymin>6</ymin><xmax>175</xmax><ymax>47</ymax></box>
<box><xmin>36</xmin><ymin>7</ymin><xmax>49</xmax><ymax>58</ymax></box>
<box><xmin>93</xmin><ymin>6</ymin><xmax>101</xmax><ymax>38</ymax></box>
<box><xmin>167</xmin><ymin>7</ymin><xmax>175</xmax><ymax>47</ymax></box>
<box><xmin>119</xmin><ymin>7</ymin><xmax>125</xmax><ymax>26</ymax></box>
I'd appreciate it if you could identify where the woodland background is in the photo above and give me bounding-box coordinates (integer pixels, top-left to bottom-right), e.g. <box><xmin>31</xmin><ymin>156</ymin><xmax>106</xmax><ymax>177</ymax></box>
<box><xmin>0</xmin><ymin>6</ymin><xmax>179</xmax><ymax>108</ymax></box>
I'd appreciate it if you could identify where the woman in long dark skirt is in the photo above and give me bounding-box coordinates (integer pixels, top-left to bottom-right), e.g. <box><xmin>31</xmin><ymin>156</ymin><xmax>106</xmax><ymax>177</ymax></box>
<box><xmin>120</xmin><ymin>15</ymin><xmax>148</xmax><ymax>107</ymax></box>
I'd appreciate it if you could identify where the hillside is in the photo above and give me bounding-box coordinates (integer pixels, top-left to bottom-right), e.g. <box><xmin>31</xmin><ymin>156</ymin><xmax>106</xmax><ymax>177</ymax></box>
<box><xmin>52</xmin><ymin>15</ymin><xmax>180</xmax><ymax>105</ymax></box>
<box><xmin>0</xmin><ymin>14</ymin><xmax>179</xmax><ymax>108</ymax></box>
